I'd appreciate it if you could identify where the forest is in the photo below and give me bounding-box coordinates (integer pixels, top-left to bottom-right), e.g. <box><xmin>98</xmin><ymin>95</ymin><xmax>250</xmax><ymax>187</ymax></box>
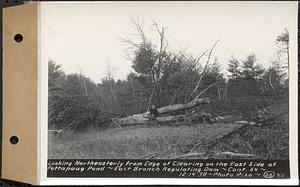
<box><xmin>48</xmin><ymin>19</ymin><xmax>289</xmax><ymax>160</ymax></box>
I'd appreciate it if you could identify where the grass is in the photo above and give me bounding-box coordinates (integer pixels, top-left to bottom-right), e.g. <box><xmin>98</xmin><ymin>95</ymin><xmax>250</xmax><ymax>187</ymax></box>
<box><xmin>48</xmin><ymin>123</ymin><xmax>242</xmax><ymax>159</ymax></box>
<box><xmin>49</xmin><ymin>97</ymin><xmax>289</xmax><ymax>159</ymax></box>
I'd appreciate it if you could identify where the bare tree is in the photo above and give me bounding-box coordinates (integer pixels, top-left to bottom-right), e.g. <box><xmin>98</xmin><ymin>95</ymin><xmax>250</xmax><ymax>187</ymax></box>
<box><xmin>276</xmin><ymin>28</ymin><xmax>289</xmax><ymax>74</ymax></box>
<box><xmin>120</xmin><ymin>16</ymin><xmax>169</xmax><ymax>109</ymax></box>
<box><xmin>106</xmin><ymin>61</ymin><xmax>117</xmax><ymax>103</ymax></box>
<box><xmin>77</xmin><ymin>65</ymin><xmax>89</xmax><ymax>99</ymax></box>
<box><xmin>152</xmin><ymin>20</ymin><xmax>168</xmax><ymax>80</ymax></box>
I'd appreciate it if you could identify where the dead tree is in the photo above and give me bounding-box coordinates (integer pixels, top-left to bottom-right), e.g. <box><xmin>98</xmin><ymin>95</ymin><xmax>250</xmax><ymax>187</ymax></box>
<box><xmin>121</xmin><ymin>17</ymin><xmax>166</xmax><ymax>107</ymax></box>
<box><xmin>117</xmin><ymin>17</ymin><xmax>222</xmax><ymax>127</ymax></box>
<box><xmin>106</xmin><ymin>62</ymin><xmax>117</xmax><ymax>102</ymax></box>
<box><xmin>77</xmin><ymin>66</ymin><xmax>89</xmax><ymax>99</ymax></box>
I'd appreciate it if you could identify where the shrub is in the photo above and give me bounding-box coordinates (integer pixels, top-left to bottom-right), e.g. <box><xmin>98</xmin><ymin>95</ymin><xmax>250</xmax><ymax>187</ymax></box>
<box><xmin>49</xmin><ymin>96</ymin><xmax>99</xmax><ymax>131</ymax></box>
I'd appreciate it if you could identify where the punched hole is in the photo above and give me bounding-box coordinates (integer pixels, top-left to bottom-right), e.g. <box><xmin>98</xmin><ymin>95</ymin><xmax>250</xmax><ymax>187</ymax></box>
<box><xmin>10</xmin><ymin>136</ymin><xmax>19</xmax><ymax>145</ymax></box>
<box><xmin>14</xmin><ymin>34</ymin><xmax>23</xmax><ymax>42</ymax></box>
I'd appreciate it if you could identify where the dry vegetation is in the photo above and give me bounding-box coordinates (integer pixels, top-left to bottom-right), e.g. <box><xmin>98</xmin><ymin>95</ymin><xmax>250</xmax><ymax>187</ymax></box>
<box><xmin>49</xmin><ymin>123</ymin><xmax>242</xmax><ymax>159</ymax></box>
<box><xmin>49</xmin><ymin>97</ymin><xmax>288</xmax><ymax>160</ymax></box>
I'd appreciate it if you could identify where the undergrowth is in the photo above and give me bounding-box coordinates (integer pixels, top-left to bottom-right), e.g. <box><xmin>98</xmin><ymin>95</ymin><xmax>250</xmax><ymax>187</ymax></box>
<box><xmin>49</xmin><ymin>97</ymin><xmax>289</xmax><ymax>159</ymax></box>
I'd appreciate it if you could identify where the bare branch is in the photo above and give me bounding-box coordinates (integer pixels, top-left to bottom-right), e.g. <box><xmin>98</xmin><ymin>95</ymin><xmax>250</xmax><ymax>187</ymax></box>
<box><xmin>119</xmin><ymin>16</ymin><xmax>149</xmax><ymax>64</ymax></box>
<box><xmin>194</xmin><ymin>81</ymin><xmax>221</xmax><ymax>100</ymax></box>
<box><xmin>129</xmin><ymin>16</ymin><xmax>147</xmax><ymax>44</ymax></box>
<box><xmin>170</xmin><ymin>84</ymin><xmax>183</xmax><ymax>105</ymax></box>
<box><xmin>152</xmin><ymin>20</ymin><xmax>168</xmax><ymax>80</ymax></box>
<box><xmin>188</xmin><ymin>39</ymin><xmax>220</xmax><ymax>101</ymax></box>
<box><xmin>119</xmin><ymin>34</ymin><xmax>140</xmax><ymax>48</ymax></box>
<box><xmin>77</xmin><ymin>65</ymin><xmax>89</xmax><ymax>99</ymax></box>
<box><xmin>216</xmin><ymin>83</ymin><xmax>221</xmax><ymax>100</ymax></box>
<box><xmin>111</xmin><ymin>118</ymin><xmax>121</xmax><ymax>128</ymax></box>
<box><xmin>268</xmin><ymin>70</ymin><xmax>275</xmax><ymax>94</ymax></box>
<box><xmin>147</xmin><ymin>87</ymin><xmax>155</xmax><ymax>111</ymax></box>
<box><xmin>106</xmin><ymin>62</ymin><xmax>118</xmax><ymax>103</ymax></box>
<box><xmin>190</xmin><ymin>49</ymin><xmax>209</xmax><ymax>70</ymax></box>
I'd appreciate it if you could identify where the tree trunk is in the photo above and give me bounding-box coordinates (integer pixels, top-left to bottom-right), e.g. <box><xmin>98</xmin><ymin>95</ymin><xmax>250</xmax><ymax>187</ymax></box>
<box><xmin>113</xmin><ymin>114</ymin><xmax>185</xmax><ymax>126</ymax></box>
<box><xmin>113</xmin><ymin>113</ymin><xmax>211</xmax><ymax>127</ymax></box>
<box><xmin>220</xmin><ymin>151</ymin><xmax>256</xmax><ymax>158</ymax></box>
<box><xmin>113</xmin><ymin>98</ymin><xmax>210</xmax><ymax>126</ymax></box>
<box><xmin>157</xmin><ymin>97</ymin><xmax>209</xmax><ymax>115</ymax></box>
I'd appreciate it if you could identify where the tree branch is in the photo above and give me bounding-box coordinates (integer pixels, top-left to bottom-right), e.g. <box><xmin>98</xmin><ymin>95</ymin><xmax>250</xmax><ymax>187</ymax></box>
<box><xmin>170</xmin><ymin>84</ymin><xmax>183</xmax><ymax>105</ymax></box>
<box><xmin>152</xmin><ymin>21</ymin><xmax>167</xmax><ymax>80</ymax></box>
<box><xmin>188</xmin><ymin>39</ymin><xmax>220</xmax><ymax>101</ymax></box>
<box><xmin>190</xmin><ymin>49</ymin><xmax>209</xmax><ymax>70</ymax></box>
<box><xmin>129</xmin><ymin>16</ymin><xmax>147</xmax><ymax>44</ymax></box>
<box><xmin>194</xmin><ymin>81</ymin><xmax>221</xmax><ymax>100</ymax></box>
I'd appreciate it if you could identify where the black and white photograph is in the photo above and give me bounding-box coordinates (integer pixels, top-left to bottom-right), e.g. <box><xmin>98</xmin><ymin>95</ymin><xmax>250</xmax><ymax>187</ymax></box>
<box><xmin>1</xmin><ymin>1</ymin><xmax>299</xmax><ymax>185</ymax></box>
<box><xmin>44</xmin><ymin>1</ymin><xmax>297</xmax><ymax>180</ymax></box>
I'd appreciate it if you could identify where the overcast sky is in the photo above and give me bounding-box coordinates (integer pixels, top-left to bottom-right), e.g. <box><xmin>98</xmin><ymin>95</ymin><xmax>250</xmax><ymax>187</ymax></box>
<box><xmin>41</xmin><ymin>1</ymin><xmax>297</xmax><ymax>83</ymax></box>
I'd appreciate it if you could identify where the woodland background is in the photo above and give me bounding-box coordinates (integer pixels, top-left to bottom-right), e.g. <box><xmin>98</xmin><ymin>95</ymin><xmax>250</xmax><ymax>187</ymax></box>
<box><xmin>48</xmin><ymin>19</ymin><xmax>289</xmax><ymax>159</ymax></box>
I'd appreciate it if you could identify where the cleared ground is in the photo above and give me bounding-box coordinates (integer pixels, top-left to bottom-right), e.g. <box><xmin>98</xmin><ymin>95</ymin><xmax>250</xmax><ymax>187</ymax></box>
<box><xmin>49</xmin><ymin>123</ymin><xmax>242</xmax><ymax>159</ymax></box>
<box><xmin>49</xmin><ymin>98</ymin><xmax>289</xmax><ymax>160</ymax></box>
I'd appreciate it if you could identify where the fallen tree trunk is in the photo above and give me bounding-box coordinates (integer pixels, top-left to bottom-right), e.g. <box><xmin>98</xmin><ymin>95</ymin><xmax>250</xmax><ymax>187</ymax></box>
<box><xmin>141</xmin><ymin>98</ymin><xmax>209</xmax><ymax>117</ymax></box>
<box><xmin>220</xmin><ymin>151</ymin><xmax>256</xmax><ymax>158</ymax></box>
<box><xmin>113</xmin><ymin>114</ymin><xmax>210</xmax><ymax>127</ymax></box>
<box><xmin>174</xmin><ymin>152</ymin><xmax>206</xmax><ymax>159</ymax></box>
<box><xmin>235</xmin><ymin>120</ymin><xmax>259</xmax><ymax>126</ymax></box>
<box><xmin>113</xmin><ymin>115</ymin><xmax>184</xmax><ymax>126</ymax></box>
<box><xmin>112</xmin><ymin>98</ymin><xmax>210</xmax><ymax>126</ymax></box>
<box><xmin>157</xmin><ymin>97</ymin><xmax>210</xmax><ymax>115</ymax></box>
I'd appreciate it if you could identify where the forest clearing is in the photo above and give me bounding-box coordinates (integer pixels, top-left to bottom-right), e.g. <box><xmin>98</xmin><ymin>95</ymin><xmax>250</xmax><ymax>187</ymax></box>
<box><xmin>48</xmin><ymin>16</ymin><xmax>289</xmax><ymax>160</ymax></box>
<box><xmin>48</xmin><ymin>96</ymin><xmax>288</xmax><ymax>160</ymax></box>
<box><xmin>49</xmin><ymin>123</ymin><xmax>242</xmax><ymax>159</ymax></box>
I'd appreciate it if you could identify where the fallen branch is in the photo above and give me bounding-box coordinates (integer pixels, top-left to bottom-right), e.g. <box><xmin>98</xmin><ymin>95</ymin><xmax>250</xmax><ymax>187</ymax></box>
<box><xmin>235</xmin><ymin>120</ymin><xmax>259</xmax><ymax>126</ymax></box>
<box><xmin>111</xmin><ymin>118</ymin><xmax>121</xmax><ymax>128</ymax></box>
<box><xmin>173</xmin><ymin>152</ymin><xmax>205</xmax><ymax>159</ymax></box>
<box><xmin>48</xmin><ymin>129</ymin><xmax>63</xmax><ymax>136</ymax></box>
<box><xmin>189</xmin><ymin>123</ymin><xmax>245</xmax><ymax>153</ymax></box>
<box><xmin>194</xmin><ymin>81</ymin><xmax>221</xmax><ymax>100</ymax></box>
<box><xmin>156</xmin><ymin>148</ymin><xmax>174</xmax><ymax>159</ymax></box>
<box><xmin>214</xmin><ymin>115</ymin><xmax>234</xmax><ymax>123</ymax></box>
<box><xmin>220</xmin><ymin>151</ymin><xmax>256</xmax><ymax>158</ymax></box>
<box><xmin>141</xmin><ymin>152</ymin><xmax>159</xmax><ymax>159</ymax></box>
